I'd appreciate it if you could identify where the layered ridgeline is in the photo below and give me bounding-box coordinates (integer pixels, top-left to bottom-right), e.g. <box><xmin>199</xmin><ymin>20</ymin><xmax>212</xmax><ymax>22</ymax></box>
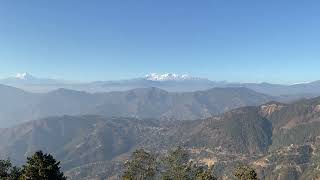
<box><xmin>0</xmin><ymin>84</ymin><xmax>272</xmax><ymax>127</ymax></box>
<box><xmin>2</xmin><ymin>73</ymin><xmax>320</xmax><ymax>98</ymax></box>
<box><xmin>2</xmin><ymin>97</ymin><xmax>320</xmax><ymax>179</ymax></box>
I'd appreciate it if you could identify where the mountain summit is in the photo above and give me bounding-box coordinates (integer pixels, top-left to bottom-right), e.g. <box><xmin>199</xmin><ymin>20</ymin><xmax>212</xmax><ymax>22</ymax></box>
<box><xmin>145</xmin><ymin>73</ymin><xmax>204</xmax><ymax>81</ymax></box>
<box><xmin>3</xmin><ymin>73</ymin><xmax>320</xmax><ymax>98</ymax></box>
<box><xmin>15</xmin><ymin>72</ymin><xmax>36</xmax><ymax>80</ymax></box>
<box><xmin>0</xmin><ymin>73</ymin><xmax>66</xmax><ymax>91</ymax></box>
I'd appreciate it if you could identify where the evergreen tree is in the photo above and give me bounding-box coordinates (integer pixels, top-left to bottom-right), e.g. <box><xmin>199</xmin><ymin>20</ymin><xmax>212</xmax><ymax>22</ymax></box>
<box><xmin>0</xmin><ymin>159</ymin><xmax>12</xmax><ymax>178</ymax></box>
<box><xmin>161</xmin><ymin>146</ymin><xmax>216</xmax><ymax>180</ymax></box>
<box><xmin>161</xmin><ymin>146</ymin><xmax>190</xmax><ymax>180</ymax></box>
<box><xmin>0</xmin><ymin>159</ymin><xmax>21</xmax><ymax>180</ymax></box>
<box><xmin>123</xmin><ymin>147</ymin><xmax>217</xmax><ymax>180</ymax></box>
<box><xmin>122</xmin><ymin>149</ymin><xmax>157</xmax><ymax>180</ymax></box>
<box><xmin>193</xmin><ymin>165</ymin><xmax>216</xmax><ymax>180</ymax></box>
<box><xmin>21</xmin><ymin>151</ymin><xmax>66</xmax><ymax>180</ymax></box>
<box><xmin>234</xmin><ymin>165</ymin><xmax>258</xmax><ymax>180</ymax></box>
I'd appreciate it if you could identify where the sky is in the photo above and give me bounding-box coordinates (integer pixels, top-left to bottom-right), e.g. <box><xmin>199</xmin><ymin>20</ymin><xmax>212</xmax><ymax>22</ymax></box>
<box><xmin>0</xmin><ymin>0</ymin><xmax>319</xmax><ymax>84</ymax></box>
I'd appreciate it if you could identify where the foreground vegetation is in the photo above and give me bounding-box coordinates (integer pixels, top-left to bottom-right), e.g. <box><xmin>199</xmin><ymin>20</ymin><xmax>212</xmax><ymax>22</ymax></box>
<box><xmin>0</xmin><ymin>151</ymin><xmax>66</xmax><ymax>180</ymax></box>
<box><xmin>123</xmin><ymin>147</ymin><xmax>258</xmax><ymax>180</ymax></box>
<box><xmin>1</xmin><ymin>147</ymin><xmax>258</xmax><ymax>180</ymax></box>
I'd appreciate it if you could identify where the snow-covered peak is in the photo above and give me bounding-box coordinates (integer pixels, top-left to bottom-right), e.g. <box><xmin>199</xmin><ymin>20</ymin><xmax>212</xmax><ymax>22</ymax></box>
<box><xmin>145</xmin><ymin>73</ymin><xmax>203</xmax><ymax>81</ymax></box>
<box><xmin>15</xmin><ymin>72</ymin><xmax>35</xmax><ymax>80</ymax></box>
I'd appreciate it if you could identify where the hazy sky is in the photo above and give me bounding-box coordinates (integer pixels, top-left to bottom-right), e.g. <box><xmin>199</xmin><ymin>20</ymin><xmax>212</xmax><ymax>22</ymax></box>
<box><xmin>0</xmin><ymin>0</ymin><xmax>319</xmax><ymax>83</ymax></box>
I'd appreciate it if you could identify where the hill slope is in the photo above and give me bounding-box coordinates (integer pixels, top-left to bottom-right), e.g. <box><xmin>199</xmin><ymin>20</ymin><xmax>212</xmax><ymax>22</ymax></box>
<box><xmin>2</xmin><ymin>95</ymin><xmax>320</xmax><ymax>179</ymax></box>
<box><xmin>0</xmin><ymin>85</ymin><xmax>273</xmax><ymax>127</ymax></box>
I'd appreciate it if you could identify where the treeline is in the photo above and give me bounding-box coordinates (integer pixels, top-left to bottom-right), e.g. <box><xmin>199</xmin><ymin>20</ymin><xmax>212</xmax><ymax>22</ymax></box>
<box><xmin>123</xmin><ymin>147</ymin><xmax>258</xmax><ymax>180</ymax></box>
<box><xmin>1</xmin><ymin>148</ymin><xmax>258</xmax><ymax>180</ymax></box>
<box><xmin>0</xmin><ymin>151</ymin><xmax>66</xmax><ymax>180</ymax></box>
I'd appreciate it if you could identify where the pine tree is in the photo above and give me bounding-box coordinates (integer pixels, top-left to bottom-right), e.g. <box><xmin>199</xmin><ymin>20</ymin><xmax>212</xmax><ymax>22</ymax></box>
<box><xmin>193</xmin><ymin>165</ymin><xmax>216</xmax><ymax>180</ymax></box>
<box><xmin>21</xmin><ymin>151</ymin><xmax>66</xmax><ymax>180</ymax></box>
<box><xmin>161</xmin><ymin>147</ymin><xmax>216</xmax><ymax>180</ymax></box>
<box><xmin>123</xmin><ymin>147</ymin><xmax>217</xmax><ymax>180</ymax></box>
<box><xmin>0</xmin><ymin>159</ymin><xmax>21</xmax><ymax>180</ymax></box>
<box><xmin>234</xmin><ymin>165</ymin><xmax>258</xmax><ymax>180</ymax></box>
<box><xmin>161</xmin><ymin>146</ymin><xmax>190</xmax><ymax>180</ymax></box>
<box><xmin>122</xmin><ymin>149</ymin><xmax>157</xmax><ymax>180</ymax></box>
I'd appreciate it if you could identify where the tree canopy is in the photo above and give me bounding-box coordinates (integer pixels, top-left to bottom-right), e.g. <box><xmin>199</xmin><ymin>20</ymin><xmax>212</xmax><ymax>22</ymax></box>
<box><xmin>0</xmin><ymin>159</ymin><xmax>21</xmax><ymax>180</ymax></box>
<box><xmin>123</xmin><ymin>147</ymin><xmax>217</xmax><ymax>180</ymax></box>
<box><xmin>234</xmin><ymin>165</ymin><xmax>258</xmax><ymax>180</ymax></box>
<box><xmin>20</xmin><ymin>151</ymin><xmax>66</xmax><ymax>180</ymax></box>
<box><xmin>1</xmin><ymin>151</ymin><xmax>66</xmax><ymax>180</ymax></box>
<box><xmin>123</xmin><ymin>149</ymin><xmax>157</xmax><ymax>180</ymax></box>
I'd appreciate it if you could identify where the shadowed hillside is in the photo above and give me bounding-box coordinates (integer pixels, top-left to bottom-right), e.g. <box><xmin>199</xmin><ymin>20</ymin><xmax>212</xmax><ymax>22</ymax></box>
<box><xmin>0</xmin><ymin>85</ymin><xmax>273</xmax><ymax>127</ymax></box>
<box><xmin>2</xmin><ymin>94</ymin><xmax>320</xmax><ymax>179</ymax></box>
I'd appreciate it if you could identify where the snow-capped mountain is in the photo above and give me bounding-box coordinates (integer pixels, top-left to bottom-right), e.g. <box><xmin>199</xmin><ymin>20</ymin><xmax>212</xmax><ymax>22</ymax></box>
<box><xmin>0</xmin><ymin>73</ymin><xmax>69</xmax><ymax>92</ymax></box>
<box><xmin>145</xmin><ymin>73</ymin><xmax>204</xmax><ymax>81</ymax></box>
<box><xmin>2</xmin><ymin>73</ymin><xmax>320</xmax><ymax>99</ymax></box>
<box><xmin>1</xmin><ymin>73</ymin><xmax>63</xmax><ymax>84</ymax></box>
<box><xmin>15</xmin><ymin>72</ymin><xmax>35</xmax><ymax>80</ymax></box>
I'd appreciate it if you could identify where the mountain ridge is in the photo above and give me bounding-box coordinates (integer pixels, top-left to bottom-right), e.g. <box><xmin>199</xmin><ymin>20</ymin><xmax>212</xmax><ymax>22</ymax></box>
<box><xmin>2</xmin><ymin>73</ymin><xmax>320</xmax><ymax>98</ymax></box>
<box><xmin>2</xmin><ymin>96</ymin><xmax>320</xmax><ymax>179</ymax></box>
<box><xmin>0</xmin><ymin>85</ymin><xmax>273</xmax><ymax>127</ymax></box>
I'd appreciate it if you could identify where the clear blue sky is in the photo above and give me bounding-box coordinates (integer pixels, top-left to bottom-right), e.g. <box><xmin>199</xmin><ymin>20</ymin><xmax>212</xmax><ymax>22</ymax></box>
<box><xmin>0</xmin><ymin>0</ymin><xmax>319</xmax><ymax>83</ymax></box>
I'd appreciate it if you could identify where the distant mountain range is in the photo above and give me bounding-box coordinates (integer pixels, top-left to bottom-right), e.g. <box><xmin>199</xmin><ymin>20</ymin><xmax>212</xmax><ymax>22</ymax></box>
<box><xmin>2</xmin><ymin>73</ymin><xmax>320</xmax><ymax>179</ymax></box>
<box><xmin>2</xmin><ymin>73</ymin><xmax>320</xmax><ymax>98</ymax></box>
<box><xmin>2</xmin><ymin>96</ymin><xmax>320</xmax><ymax>179</ymax></box>
<box><xmin>0</xmin><ymin>84</ymin><xmax>272</xmax><ymax>127</ymax></box>
<box><xmin>0</xmin><ymin>72</ymin><xmax>68</xmax><ymax>86</ymax></box>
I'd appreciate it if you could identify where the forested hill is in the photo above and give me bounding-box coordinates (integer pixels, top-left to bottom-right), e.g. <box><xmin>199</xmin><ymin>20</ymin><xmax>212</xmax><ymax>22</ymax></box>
<box><xmin>0</xmin><ymin>84</ymin><xmax>273</xmax><ymax>127</ymax></box>
<box><xmin>2</xmin><ymin>96</ymin><xmax>320</xmax><ymax>179</ymax></box>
